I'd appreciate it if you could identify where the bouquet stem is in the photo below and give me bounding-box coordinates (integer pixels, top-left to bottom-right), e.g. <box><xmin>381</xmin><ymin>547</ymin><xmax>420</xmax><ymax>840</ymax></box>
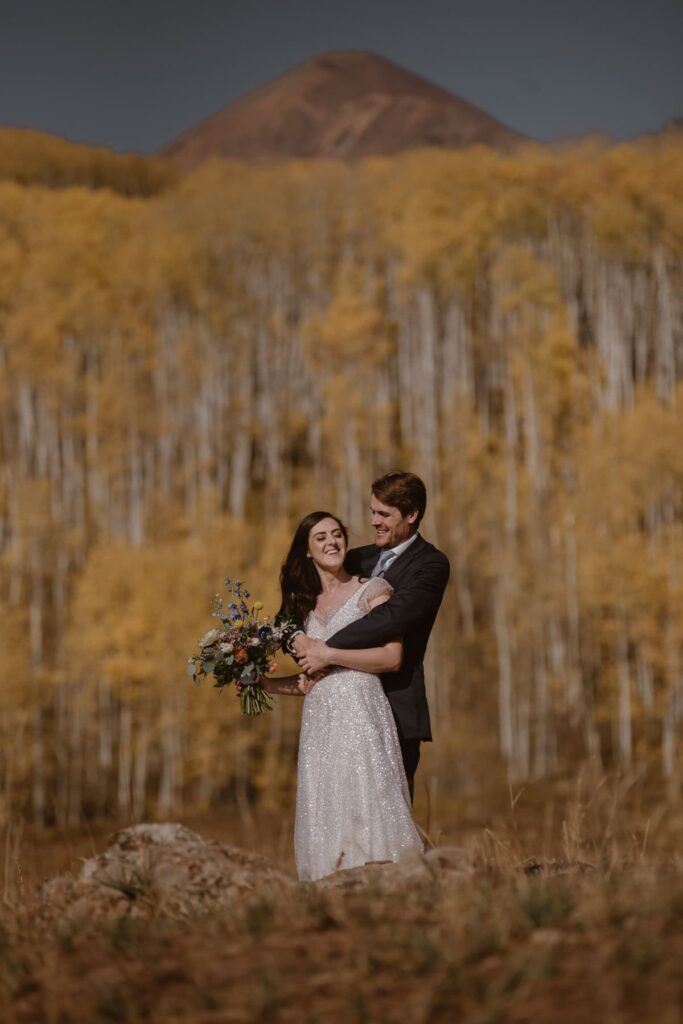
<box><xmin>240</xmin><ymin>683</ymin><xmax>274</xmax><ymax>716</ymax></box>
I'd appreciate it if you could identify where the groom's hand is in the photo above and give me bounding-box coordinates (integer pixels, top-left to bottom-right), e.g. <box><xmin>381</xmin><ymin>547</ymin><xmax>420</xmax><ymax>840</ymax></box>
<box><xmin>291</xmin><ymin>634</ymin><xmax>313</xmax><ymax>659</ymax></box>
<box><xmin>298</xmin><ymin>639</ymin><xmax>332</xmax><ymax>675</ymax></box>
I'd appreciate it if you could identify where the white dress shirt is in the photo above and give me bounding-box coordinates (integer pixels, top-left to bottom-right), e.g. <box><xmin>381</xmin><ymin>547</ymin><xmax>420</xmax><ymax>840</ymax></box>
<box><xmin>373</xmin><ymin>531</ymin><xmax>419</xmax><ymax>575</ymax></box>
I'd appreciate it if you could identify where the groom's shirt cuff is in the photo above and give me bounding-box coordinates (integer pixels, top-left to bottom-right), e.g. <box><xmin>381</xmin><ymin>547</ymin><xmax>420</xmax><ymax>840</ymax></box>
<box><xmin>284</xmin><ymin>630</ymin><xmax>304</xmax><ymax>656</ymax></box>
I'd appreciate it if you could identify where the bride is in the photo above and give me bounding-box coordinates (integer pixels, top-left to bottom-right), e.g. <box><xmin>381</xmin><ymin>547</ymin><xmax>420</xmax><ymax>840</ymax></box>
<box><xmin>261</xmin><ymin>510</ymin><xmax>423</xmax><ymax>881</ymax></box>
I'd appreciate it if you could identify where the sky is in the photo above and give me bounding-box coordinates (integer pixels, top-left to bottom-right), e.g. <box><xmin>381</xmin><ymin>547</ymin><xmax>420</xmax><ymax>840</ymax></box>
<box><xmin>1</xmin><ymin>0</ymin><xmax>682</xmax><ymax>154</ymax></box>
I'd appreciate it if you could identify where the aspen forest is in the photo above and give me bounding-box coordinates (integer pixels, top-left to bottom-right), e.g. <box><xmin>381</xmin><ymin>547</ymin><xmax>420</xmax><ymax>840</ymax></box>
<box><xmin>1</xmin><ymin>132</ymin><xmax>683</xmax><ymax>831</ymax></box>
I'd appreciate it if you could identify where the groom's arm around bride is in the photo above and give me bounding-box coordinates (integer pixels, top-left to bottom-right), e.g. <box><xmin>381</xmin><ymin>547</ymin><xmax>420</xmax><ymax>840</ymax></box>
<box><xmin>332</xmin><ymin>533</ymin><xmax>449</xmax><ymax>799</ymax></box>
<box><xmin>334</xmin><ymin>539</ymin><xmax>449</xmax><ymax>650</ymax></box>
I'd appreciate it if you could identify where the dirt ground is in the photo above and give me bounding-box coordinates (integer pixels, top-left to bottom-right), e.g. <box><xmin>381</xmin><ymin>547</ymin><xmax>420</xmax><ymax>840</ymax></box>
<box><xmin>2</xmin><ymin>773</ymin><xmax>682</xmax><ymax>1024</ymax></box>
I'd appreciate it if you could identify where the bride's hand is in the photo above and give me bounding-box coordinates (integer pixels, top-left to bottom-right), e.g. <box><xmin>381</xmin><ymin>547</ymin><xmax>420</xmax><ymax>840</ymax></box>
<box><xmin>298</xmin><ymin>640</ymin><xmax>332</xmax><ymax>675</ymax></box>
<box><xmin>297</xmin><ymin>673</ymin><xmax>313</xmax><ymax>694</ymax></box>
<box><xmin>297</xmin><ymin>670</ymin><xmax>326</xmax><ymax>694</ymax></box>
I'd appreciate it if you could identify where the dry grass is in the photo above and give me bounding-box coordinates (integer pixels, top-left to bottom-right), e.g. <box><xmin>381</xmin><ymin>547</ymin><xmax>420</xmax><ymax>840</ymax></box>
<box><xmin>1</xmin><ymin>771</ymin><xmax>683</xmax><ymax>1024</ymax></box>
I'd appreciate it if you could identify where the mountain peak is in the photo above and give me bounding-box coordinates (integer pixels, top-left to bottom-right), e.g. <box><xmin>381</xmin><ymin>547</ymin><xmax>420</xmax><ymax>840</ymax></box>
<box><xmin>160</xmin><ymin>51</ymin><xmax>527</xmax><ymax>167</ymax></box>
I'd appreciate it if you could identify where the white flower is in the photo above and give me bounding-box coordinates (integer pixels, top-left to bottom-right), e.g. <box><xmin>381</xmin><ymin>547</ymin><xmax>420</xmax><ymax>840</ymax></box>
<box><xmin>220</xmin><ymin>642</ymin><xmax>234</xmax><ymax>654</ymax></box>
<box><xmin>248</xmin><ymin>638</ymin><xmax>260</xmax><ymax>647</ymax></box>
<box><xmin>198</xmin><ymin>629</ymin><xmax>220</xmax><ymax>648</ymax></box>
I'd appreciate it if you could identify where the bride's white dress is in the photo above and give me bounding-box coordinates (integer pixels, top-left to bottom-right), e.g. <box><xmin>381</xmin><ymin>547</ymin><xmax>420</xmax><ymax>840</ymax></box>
<box><xmin>295</xmin><ymin>577</ymin><xmax>423</xmax><ymax>881</ymax></box>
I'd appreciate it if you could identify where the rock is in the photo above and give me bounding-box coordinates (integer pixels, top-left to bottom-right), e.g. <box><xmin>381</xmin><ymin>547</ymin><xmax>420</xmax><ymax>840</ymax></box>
<box><xmin>35</xmin><ymin>822</ymin><xmax>294</xmax><ymax>925</ymax></box>
<box><xmin>32</xmin><ymin>826</ymin><xmax>480</xmax><ymax>923</ymax></box>
<box><xmin>316</xmin><ymin>860</ymin><xmax>401</xmax><ymax>891</ymax></box>
<box><xmin>424</xmin><ymin>845</ymin><xmax>475</xmax><ymax>873</ymax></box>
<box><xmin>317</xmin><ymin>845</ymin><xmax>476</xmax><ymax>890</ymax></box>
<box><xmin>523</xmin><ymin>859</ymin><xmax>595</xmax><ymax>876</ymax></box>
<box><xmin>37</xmin><ymin>876</ymin><xmax>136</xmax><ymax>924</ymax></box>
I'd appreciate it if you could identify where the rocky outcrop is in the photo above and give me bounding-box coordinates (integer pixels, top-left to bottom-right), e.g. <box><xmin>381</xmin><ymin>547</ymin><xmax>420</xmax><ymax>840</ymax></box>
<box><xmin>36</xmin><ymin>823</ymin><xmax>294</xmax><ymax>923</ymax></box>
<box><xmin>32</xmin><ymin>822</ymin><xmax>528</xmax><ymax>925</ymax></box>
<box><xmin>34</xmin><ymin>823</ymin><xmax>596</xmax><ymax>926</ymax></box>
<box><xmin>318</xmin><ymin>844</ymin><xmax>477</xmax><ymax>890</ymax></box>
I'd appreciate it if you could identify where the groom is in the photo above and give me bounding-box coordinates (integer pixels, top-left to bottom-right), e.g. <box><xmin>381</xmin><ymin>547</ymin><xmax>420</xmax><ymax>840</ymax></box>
<box><xmin>293</xmin><ymin>470</ymin><xmax>450</xmax><ymax>800</ymax></box>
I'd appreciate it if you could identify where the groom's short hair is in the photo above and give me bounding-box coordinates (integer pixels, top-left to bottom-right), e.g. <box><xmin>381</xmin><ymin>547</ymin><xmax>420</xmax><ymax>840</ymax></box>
<box><xmin>372</xmin><ymin>471</ymin><xmax>427</xmax><ymax>528</ymax></box>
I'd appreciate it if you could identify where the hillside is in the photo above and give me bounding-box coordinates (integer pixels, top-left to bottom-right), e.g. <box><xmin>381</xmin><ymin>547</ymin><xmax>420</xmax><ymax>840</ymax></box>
<box><xmin>0</xmin><ymin>126</ymin><xmax>178</xmax><ymax>195</ymax></box>
<box><xmin>160</xmin><ymin>50</ymin><xmax>527</xmax><ymax>167</ymax></box>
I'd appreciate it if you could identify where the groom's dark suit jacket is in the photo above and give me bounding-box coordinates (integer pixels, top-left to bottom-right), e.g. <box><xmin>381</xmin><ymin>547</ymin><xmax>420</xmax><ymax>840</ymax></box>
<box><xmin>327</xmin><ymin>535</ymin><xmax>450</xmax><ymax>742</ymax></box>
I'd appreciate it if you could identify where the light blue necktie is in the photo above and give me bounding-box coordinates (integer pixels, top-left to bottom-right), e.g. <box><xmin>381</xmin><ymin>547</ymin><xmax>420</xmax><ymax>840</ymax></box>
<box><xmin>371</xmin><ymin>550</ymin><xmax>394</xmax><ymax>578</ymax></box>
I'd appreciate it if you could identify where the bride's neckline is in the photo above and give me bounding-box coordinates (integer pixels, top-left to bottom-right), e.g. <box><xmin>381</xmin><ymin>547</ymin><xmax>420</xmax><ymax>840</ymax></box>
<box><xmin>310</xmin><ymin>576</ymin><xmax>368</xmax><ymax>625</ymax></box>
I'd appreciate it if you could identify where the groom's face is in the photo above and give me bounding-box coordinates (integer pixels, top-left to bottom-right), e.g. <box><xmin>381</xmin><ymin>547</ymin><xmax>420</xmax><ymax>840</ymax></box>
<box><xmin>370</xmin><ymin>495</ymin><xmax>418</xmax><ymax>549</ymax></box>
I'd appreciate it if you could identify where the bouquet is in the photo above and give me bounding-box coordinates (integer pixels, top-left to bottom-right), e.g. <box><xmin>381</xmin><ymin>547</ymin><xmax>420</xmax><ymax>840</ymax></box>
<box><xmin>188</xmin><ymin>578</ymin><xmax>292</xmax><ymax>716</ymax></box>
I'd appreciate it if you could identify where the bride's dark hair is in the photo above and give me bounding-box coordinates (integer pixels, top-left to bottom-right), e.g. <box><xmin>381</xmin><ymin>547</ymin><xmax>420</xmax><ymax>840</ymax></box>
<box><xmin>278</xmin><ymin>511</ymin><xmax>349</xmax><ymax>629</ymax></box>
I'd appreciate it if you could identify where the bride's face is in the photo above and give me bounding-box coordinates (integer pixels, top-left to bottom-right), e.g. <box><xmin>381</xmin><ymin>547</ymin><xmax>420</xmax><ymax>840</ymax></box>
<box><xmin>308</xmin><ymin>517</ymin><xmax>347</xmax><ymax>572</ymax></box>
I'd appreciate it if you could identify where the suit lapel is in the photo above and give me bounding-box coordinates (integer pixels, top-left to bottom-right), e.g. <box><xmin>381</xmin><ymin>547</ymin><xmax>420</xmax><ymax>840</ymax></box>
<box><xmin>362</xmin><ymin>547</ymin><xmax>381</xmax><ymax>577</ymax></box>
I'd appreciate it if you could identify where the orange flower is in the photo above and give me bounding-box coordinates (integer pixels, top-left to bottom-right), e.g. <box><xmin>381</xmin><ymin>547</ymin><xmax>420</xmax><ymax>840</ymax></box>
<box><xmin>234</xmin><ymin>647</ymin><xmax>248</xmax><ymax>663</ymax></box>
<box><xmin>267</xmin><ymin>660</ymin><xmax>278</xmax><ymax>674</ymax></box>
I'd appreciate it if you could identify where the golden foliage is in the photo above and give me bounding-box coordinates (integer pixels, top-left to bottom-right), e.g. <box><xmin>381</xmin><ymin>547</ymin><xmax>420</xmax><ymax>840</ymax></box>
<box><xmin>1</xmin><ymin>138</ymin><xmax>683</xmax><ymax>823</ymax></box>
<box><xmin>0</xmin><ymin>127</ymin><xmax>179</xmax><ymax>196</ymax></box>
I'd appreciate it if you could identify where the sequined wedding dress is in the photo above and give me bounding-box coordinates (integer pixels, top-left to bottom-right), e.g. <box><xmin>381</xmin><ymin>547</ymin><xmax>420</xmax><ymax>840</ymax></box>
<box><xmin>295</xmin><ymin>577</ymin><xmax>423</xmax><ymax>881</ymax></box>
